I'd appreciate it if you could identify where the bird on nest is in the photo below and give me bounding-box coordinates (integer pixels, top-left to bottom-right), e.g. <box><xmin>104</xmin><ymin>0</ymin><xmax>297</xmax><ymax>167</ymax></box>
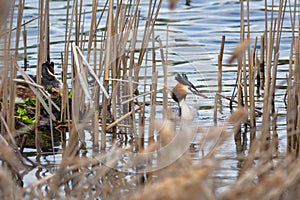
<box><xmin>170</xmin><ymin>73</ymin><xmax>207</xmax><ymax>120</ymax></box>
<box><xmin>16</xmin><ymin>61</ymin><xmax>63</xmax><ymax>99</ymax></box>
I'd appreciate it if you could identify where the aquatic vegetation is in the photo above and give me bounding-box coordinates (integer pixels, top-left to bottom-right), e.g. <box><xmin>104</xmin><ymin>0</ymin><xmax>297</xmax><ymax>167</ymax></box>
<box><xmin>16</xmin><ymin>98</ymin><xmax>36</xmax><ymax>124</ymax></box>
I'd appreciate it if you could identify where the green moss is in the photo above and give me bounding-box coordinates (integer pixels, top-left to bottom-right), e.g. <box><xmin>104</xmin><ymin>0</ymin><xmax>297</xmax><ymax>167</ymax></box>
<box><xmin>16</xmin><ymin>102</ymin><xmax>36</xmax><ymax>124</ymax></box>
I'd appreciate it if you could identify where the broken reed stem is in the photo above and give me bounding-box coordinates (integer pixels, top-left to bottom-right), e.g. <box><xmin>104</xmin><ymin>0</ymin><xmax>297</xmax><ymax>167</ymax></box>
<box><xmin>215</xmin><ymin>35</ymin><xmax>225</xmax><ymax>125</ymax></box>
<box><xmin>218</xmin><ymin>35</ymin><xmax>225</xmax><ymax>93</ymax></box>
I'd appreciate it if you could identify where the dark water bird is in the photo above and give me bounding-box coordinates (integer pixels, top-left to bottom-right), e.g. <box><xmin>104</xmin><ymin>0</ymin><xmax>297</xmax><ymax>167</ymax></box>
<box><xmin>40</xmin><ymin>61</ymin><xmax>62</xmax><ymax>89</ymax></box>
<box><xmin>16</xmin><ymin>61</ymin><xmax>63</xmax><ymax>99</ymax></box>
<box><xmin>170</xmin><ymin>73</ymin><xmax>207</xmax><ymax>119</ymax></box>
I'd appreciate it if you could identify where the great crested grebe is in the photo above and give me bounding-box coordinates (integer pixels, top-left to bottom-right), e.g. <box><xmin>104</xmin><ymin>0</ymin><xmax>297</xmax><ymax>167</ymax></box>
<box><xmin>170</xmin><ymin>73</ymin><xmax>207</xmax><ymax>120</ymax></box>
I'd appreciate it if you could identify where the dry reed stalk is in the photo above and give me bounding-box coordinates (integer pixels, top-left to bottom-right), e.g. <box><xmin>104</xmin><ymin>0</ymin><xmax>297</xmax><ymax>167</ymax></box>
<box><xmin>213</xmin><ymin>94</ymin><xmax>218</xmax><ymax>125</ymax></box>
<box><xmin>48</xmin><ymin>94</ymin><xmax>56</xmax><ymax>161</ymax></box>
<box><xmin>157</xmin><ymin>36</ymin><xmax>168</xmax><ymax>119</ymax></box>
<box><xmin>214</xmin><ymin>35</ymin><xmax>225</xmax><ymax>125</ymax></box>
<box><xmin>106</xmin><ymin>106</ymin><xmax>143</xmax><ymax>131</ymax></box>
<box><xmin>258</xmin><ymin>33</ymin><xmax>265</xmax><ymax>92</ymax></box>
<box><xmin>135</xmin><ymin>0</ymin><xmax>162</xmax><ymax>84</ymax></box>
<box><xmin>286</xmin><ymin>74</ymin><xmax>293</xmax><ymax>154</ymax></box>
<box><xmin>0</xmin><ymin>16</ymin><xmax>40</xmax><ymax>37</ymax></box>
<box><xmin>86</xmin><ymin>0</ymin><xmax>97</xmax><ymax>62</ymax></box>
<box><xmin>101</xmin><ymin>0</ymin><xmax>115</xmax><ymax>151</ymax></box>
<box><xmin>0</xmin><ymin>3</ymin><xmax>12</xmax><ymax>135</ymax></box>
<box><xmin>246</xmin><ymin>0</ymin><xmax>250</xmax><ymax>66</ymax></box>
<box><xmin>1</xmin><ymin>49</ymin><xmax>9</xmax><ymax>136</ymax></box>
<box><xmin>236</xmin><ymin>0</ymin><xmax>244</xmax><ymax>111</ymax></box>
<box><xmin>75</xmin><ymin>46</ymin><xmax>109</xmax><ymax>98</ymax></box>
<box><xmin>286</xmin><ymin>38</ymin><xmax>296</xmax><ymax>154</ymax></box>
<box><xmin>74</xmin><ymin>0</ymin><xmax>79</xmax><ymax>46</ymax></box>
<box><xmin>117</xmin><ymin>6</ymin><xmax>132</xmax><ymax>135</ymax></box>
<box><xmin>261</xmin><ymin>17</ymin><xmax>274</xmax><ymax>148</ymax></box>
<box><xmin>93</xmin><ymin>38</ymin><xmax>99</xmax><ymax>151</ymax></box>
<box><xmin>1</xmin><ymin>2</ymin><xmax>13</xmax><ymax>140</ymax></box>
<box><xmin>35</xmin><ymin>0</ymin><xmax>47</xmax><ymax>153</ymax></box>
<box><xmin>129</xmin><ymin>75</ymin><xmax>138</xmax><ymax>147</ymax></box>
<box><xmin>148</xmin><ymin>29</ymin><xmax>157</xmax><ymax>143</ymax></box>
<box><xmin>110</xmin><ymin>38</ymin><xmax>118</xmax><ymax>141</ymax></box>
<box><xmin>72</xmin><ymin>45</ymin><xmax>91</xmax><ymax>100</ymax></box>
<box><xmin>7</xmin><ymin>0</ymin><xmax>24</xmax><ymax>143</ymax></box>
<box><xmin>22</xmin><ymin>24</ymin><xmax>27</xmax><ymax>71</ymax></box>
<box><xmin>60</xmin><ymin>0</ymin><xmax>71</xmax><ymax>128</ymax></box>
<box><xmin>139</xmin><ymin>52</ymin><xmax>149</xmax><ymax>153</ymax></box>
<box><xmin>218</xmin><ymin>35</ymin><xmax>225</xmax><ymax>92</ymax></box>
<box><xmin>69</xmin><ymin>43</ymin><xmax>82</xmax><ymax>158</ymax></box>
<box><xmin>125</xmin><ymin>6</ymin><xmax>139</xmax><ymax>142</ymax></box>
<box><xmin>128</xmin><ymin>2</ymin><xmax>139</xmax><ymax>91</ymax></box>
<box><xmin>249</xmin><ymin>38</ymin><xmax>257</xmax><ymax>141</ymax></box>
<box><xmin>1</xmin><ymin>0</ymin><xmax>13</xmax><ymax>139</ymax></box>
<box><xmin>147</xmin><ymin>70</ymin><xmax>158</xmax><ymax>183</ymax></box>
<box><xmin>45</xmin><ymin>0</ymin><xmax>50</xmax><ymax>61</ymax></box>
<box><xmin>0</xmin><ymin>112</ymin><xmax>17</xmax><ymax>148</ymax></box>
<box><xmin>294</xmin><ymin>38</ymin><xmax>300</xmax><ymax>156</ymax></box>
<box><xmin>270</xmin><ymin>0</ymin><xmax>286</xmax><ymax>115</ymax></box>
<box><xmin>237</xmin><ymin>68</ymin><xmax>243</xmax><ymax>108</ymax></box>
<box><xmin>270</xmin><ymin>52</ymin><xmax>279</xmax><ymax>114</ymax></box>
<box><xmin>240</xmin><ymin>1</ymin><xmax>248</xmax><ymax>110</ymax></box>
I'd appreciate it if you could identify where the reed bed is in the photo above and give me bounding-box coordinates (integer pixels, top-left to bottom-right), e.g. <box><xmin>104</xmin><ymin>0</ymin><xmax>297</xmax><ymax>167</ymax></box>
<box><xmin>1</xmin><ymin>0</ymin><xmax>300</xmax><ymax>199</ymax></box>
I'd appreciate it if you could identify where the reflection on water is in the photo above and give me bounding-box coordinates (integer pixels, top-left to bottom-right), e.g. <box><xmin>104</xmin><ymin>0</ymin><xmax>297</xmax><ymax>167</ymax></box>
<box><xmin>13</xmin><ymin>0</ymin><xmax>290</xmax><ymax>195</ymax></box>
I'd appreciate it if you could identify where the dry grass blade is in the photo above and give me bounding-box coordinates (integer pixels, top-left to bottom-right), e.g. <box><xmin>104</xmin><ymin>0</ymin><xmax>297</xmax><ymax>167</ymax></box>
<box><xmin>13</xmin><ymin>79</ymin><xmax>44</xmax><ymax>88</ymax></box>
<box><xmin>121</xmin><ymin>89</ymin><xmax>158</xmax><ymax>105</ymax></box>
<box><xmin>106</xmin><ymin>105</ymin><xmax>142</xmax><ymax>131</ymax></box>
